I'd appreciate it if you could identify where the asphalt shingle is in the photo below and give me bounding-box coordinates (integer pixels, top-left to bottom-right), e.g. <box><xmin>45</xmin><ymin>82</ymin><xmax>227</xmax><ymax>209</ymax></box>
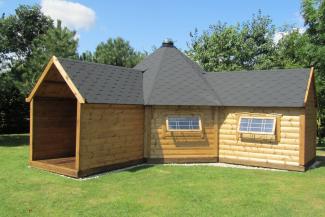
<box><xmin>205</xmin><ymin>68</ymin><xmax>310</xmax><ymax>107</ymax></box>
<box><xmin>57</xmin><ymin>58</ymin><xmax>144</xmax><ymax>104</ymax></box>
<box><xmin>57</xmin><ymin>45</ymin><xmax>310</xmax><ymax>107</ymax></box>
<box><xmin>134</xmin><ymin>46</ymin><xmax>222</xmax><ymax>106</ymax></box>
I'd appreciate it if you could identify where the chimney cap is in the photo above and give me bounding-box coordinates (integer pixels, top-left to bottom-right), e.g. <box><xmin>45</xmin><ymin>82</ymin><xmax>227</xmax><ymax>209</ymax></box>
<box><xmin>162</xmin><ymin>38</ymin><xmax>174</xmax><ymax>47</ymax></box>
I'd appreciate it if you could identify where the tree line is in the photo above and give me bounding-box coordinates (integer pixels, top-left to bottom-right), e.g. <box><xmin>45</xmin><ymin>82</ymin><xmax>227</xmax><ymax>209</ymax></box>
<box><xmin>1</xmin><ymin>1</ymin><xmax>325</xmax><ymax>142</ymax></box>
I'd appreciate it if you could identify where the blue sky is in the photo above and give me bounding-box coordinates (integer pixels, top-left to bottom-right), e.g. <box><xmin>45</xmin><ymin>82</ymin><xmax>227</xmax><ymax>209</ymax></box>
<box><xmin>0</xmin><ymin>0</ymin><xmax>304</xmax><ymax>53</ymax></box>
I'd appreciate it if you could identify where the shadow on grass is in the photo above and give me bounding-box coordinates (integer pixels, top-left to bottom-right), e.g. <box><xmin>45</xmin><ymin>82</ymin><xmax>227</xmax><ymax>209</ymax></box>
<box><xmin>313</xmin><ymin>156</ymin><xmax>325</xmax><ymax>170</ymax></box>
<box><xmin>125</xmin><ymin>164</ymin><xmax>154</xmax><ymax>172</ymax></box>
<box><xmin>0</xmin><ymin>134</ymin><xmax>29</xmax><ymax>147</ymax></box>
<box><xmin>316</xmin><ymin>155</ymin><xmax>325</xmax><ymax>162</ymax></box>
<box><xmin>311</xmin><ymin>147</ymin><xmax>325</xmax><ymax>169</ymax></box>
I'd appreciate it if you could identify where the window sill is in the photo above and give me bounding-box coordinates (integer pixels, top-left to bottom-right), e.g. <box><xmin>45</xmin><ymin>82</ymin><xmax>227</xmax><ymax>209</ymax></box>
<box><xmin>238</xmin><ymin>131</ymin><xmax>275</xmax><ymax>136</ymax></box>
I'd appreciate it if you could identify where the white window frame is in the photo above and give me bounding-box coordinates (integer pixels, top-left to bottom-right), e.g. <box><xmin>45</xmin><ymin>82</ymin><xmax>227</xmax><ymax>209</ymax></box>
<box><xmin>166</xmin><ymin>115</ymin><xmax>202</xmax><ymax>132</ymax></box>
<box><xmin>238</xmin><ymin>116</ymin><xmax>276</xmax><ymax>135</ymax></box>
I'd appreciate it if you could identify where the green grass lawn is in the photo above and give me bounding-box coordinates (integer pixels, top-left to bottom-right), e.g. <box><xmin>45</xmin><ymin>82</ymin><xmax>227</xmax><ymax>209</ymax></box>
<box><xmin>1</xmin><ymin>134</ymin><xmax>325</xmax><ymax>217</ymax></box>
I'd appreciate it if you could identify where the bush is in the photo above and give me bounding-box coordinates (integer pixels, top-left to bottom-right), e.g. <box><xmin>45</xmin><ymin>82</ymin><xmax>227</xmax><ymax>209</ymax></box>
<box><xmin>0</xmin><ymin>74</ymin><xmax>29</xmax><ymax>134</ymax></box>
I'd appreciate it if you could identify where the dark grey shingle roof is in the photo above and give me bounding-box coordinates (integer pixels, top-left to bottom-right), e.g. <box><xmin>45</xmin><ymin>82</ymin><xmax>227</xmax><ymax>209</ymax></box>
<box><xmin>205</xmin><ymin>68</ymin><xmax>310</xmax><ymax>107</ymax></box>
<box><xmin>134</xmin><ymin>46</ymin><xmax>222</xmax><ymax>106</ymax></box>
<box><xmin>58</xmin><ymin>58</ymin><xmax>144</xmax><ymax>104</ymax></box>
<box><xmin>56</xmin><ymin>46</ymin><xmax>310</xmax><ymax>107</ymax></box>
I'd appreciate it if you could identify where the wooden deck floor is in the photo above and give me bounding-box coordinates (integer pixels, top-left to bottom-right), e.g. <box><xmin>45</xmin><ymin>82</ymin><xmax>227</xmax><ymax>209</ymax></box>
<box><xmin>30</xmin><ymin>157</ymin><xmax>78</xmax><ymax>178</ymax></box>
<box><xmin>38</xmin><ymin>157</ymin><xmax>76</xmax><ymax>169</ymax></box>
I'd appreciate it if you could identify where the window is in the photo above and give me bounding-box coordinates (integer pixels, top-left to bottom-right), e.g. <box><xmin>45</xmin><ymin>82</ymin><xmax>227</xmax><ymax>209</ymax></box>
<box><xmin>167</xmin><ymin>116</ymin><xmax>201</xmax><ymax>131</ymax></box>
<box><xmin>238</xmin><ymin>117</ymin><xmax>276</xmax><ymax>134</ymax></box>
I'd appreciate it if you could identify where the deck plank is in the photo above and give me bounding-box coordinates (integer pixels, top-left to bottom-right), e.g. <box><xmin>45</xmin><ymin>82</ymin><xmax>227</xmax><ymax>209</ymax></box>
<box><xmin>30</xmin><ymin>157</ymin><xmax>78</xmax><ymax>177</ymax></box>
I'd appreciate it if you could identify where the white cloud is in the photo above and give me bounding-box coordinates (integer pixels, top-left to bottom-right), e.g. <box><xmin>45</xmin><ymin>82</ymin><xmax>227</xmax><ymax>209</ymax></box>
<box><xmin>296</xmin><ymin>27</ymin><xmax>306</xmax><ymax>34</ymax></box>
<box><xmin>273</xmin><ymin>31</ymin><xmax>288</xmax><ymax>44</ymax></box>
<box><xmin>41</xmin><ymin>0</ymin><xmax>96</xmax><ymax>31</ymax></box>
<box><xmin>273</xmin><ymin>28</ymin><xmax>306</xmax><ymax>44</ymax></box>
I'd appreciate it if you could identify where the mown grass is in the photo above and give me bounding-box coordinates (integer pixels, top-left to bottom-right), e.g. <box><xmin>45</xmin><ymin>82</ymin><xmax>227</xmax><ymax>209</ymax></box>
<box><xmin>0</xmin><ymin>134</ymin><xmax>325</xmax><ymax>217</ymax></box>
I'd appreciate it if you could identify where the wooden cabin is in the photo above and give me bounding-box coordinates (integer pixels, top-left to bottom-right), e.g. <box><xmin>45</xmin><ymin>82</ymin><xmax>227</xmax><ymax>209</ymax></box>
<box><xmin>26</xmin><ymin>40</ymin><xmax>317</xmax><ymax>178</ymax></box>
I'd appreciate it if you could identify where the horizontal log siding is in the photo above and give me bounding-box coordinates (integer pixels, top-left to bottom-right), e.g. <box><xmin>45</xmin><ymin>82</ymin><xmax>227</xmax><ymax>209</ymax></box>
<box><xmin>149</xmin><ymin>106</ymin><xmax>218</xmax><ymax>161</ymax></box>
<box><xmin>304</xmin><ymin>79</ymin><xmax>317</xmax><ymax>165</ymax></box>
<box><xmin>78</xmin><ymin>104</ymin><xmax>144</xmax><ymax>171</ymax></box>
<box><xmin>219</xmin><ymin>107</ymin><xmax>304</xmax><ymax>167</ymax></box>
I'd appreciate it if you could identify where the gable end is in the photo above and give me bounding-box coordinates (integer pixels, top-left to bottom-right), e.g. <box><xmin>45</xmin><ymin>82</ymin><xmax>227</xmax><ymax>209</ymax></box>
<box><xmin>26</xmin><ymin>56</ymin><xmax>85</xmax><ymax>103</ymax></box>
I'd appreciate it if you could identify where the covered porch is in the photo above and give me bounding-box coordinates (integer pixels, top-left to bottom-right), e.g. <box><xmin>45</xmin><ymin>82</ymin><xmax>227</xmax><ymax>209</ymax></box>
<box><xmin>26</xmin><ymin>57</ymin><xmax>84</xmax><ymax>178</ymax></box>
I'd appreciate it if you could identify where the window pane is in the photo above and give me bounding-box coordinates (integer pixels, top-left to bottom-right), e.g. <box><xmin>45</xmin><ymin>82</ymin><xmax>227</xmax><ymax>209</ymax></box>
<box><xmin>241</xmin><ymin>118</ymin><xmax>249</xmax><ymax>123</ymax></box>
<box><xmin>264</xmin><ymin>128</ymin><xmax>273</xmax><ymax>132</ymax></box>
<box><xmin>168</xmin><ymin>116</ymin><xmax>200</xmax><ymax>130</ymax></box>
<box><xmin>239</xmin><ymin>117</ymin><xmax>275</xmax><ymax>134</ymax></box>
<box><xmin>265</xmin><ymin>119</ymin><xmax>274</xmax><ymax>124</ymax></box>
<box><xmin>251</xmin><ymin>119</ymin><xmax>263</xmax><ymax>124</ymax></box>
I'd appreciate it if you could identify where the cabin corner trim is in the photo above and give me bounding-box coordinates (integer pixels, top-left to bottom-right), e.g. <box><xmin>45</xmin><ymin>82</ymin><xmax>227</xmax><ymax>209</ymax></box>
<box><xmin>26</xmin><ymin>56</ymin><xmax>55</xmax><ymax>102</ymax></box>
<box><xmin>304</xmin><ymin>67</ymin><xmax>316</xmax><ymax>107</ymax></box>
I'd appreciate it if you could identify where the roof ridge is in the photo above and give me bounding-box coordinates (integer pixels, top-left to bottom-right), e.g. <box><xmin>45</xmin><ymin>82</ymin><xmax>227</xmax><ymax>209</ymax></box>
<box><xmin>57</xmin><ymin>57</ymin><xmax>143</xmax><ymax>72</ymax></box>
<box><xmin>176</xmin><ymin>49</ymin><xmax>223</xmax><ymax>105</ymax></box>
<box><xmin>144</xmin><ymin>47</ymin><xmax>167</xmax><ymax>104</ymax></box>
<box><xmin>201</xmin><ymin>73</ymin><xmax>223</xmax><ymax>105</ymax></box>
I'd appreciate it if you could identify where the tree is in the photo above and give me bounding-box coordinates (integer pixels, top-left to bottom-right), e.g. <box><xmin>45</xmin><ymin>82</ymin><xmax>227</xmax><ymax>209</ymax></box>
<box><xmin>302</xmin><ymin>0</ymin><xmax>325</xmax><ymax>138</ymax></box>
<box><xmin>0</xmin><ymin>4</ymin><xmax>79</xmax><ymax>134</ymax></box>
<box><xmin>0</xmin><ymin>74</ymin><xmax>28</xmax><ymax>134</ymax></box>
<box><xmin>94</xmin><ymin>37</ymin><xmax>144</xmax><ymax>67</ymax></box>
<box><xmin>10</xmin><ymin>20</ymin><xmax>78</xmax><ymax>95</ymax></box>
<box><xmin>0</xmin><ymin>4</ymin><xmax>54</xmax><ymax>133</ymax></box>
<box><xmin>187</xmin><ymin>11</ymin><xmax>277</xmax><ymax>71</ymax></box>
<box><xmin>0</xmin><ymin>5</ymin><xmax>53</xmax><ymax>64</ymax></box>
<box><xmin>79</xmin><ymin>50</ymin><xmax>95</xmax><ymax>62</ymax></box>
<box><xmin>275</xmin><ymin>29</ymin><xmax>313</xmax><ymax>68</ymax></box>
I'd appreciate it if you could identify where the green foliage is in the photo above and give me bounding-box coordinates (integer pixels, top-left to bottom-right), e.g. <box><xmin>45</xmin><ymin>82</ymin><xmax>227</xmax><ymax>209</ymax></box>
<box><xmin>10</xmin><ymin>20</ymin><xmax>78</xmax><ymax>95</ymax></box>
<box><xmin>302</xmin><ymin>0</ymin><xmax>325</xmax><ymax>45</ymax></box>
<box><xmin>187</xmin><ymin>11</ymin><xmax>277</xmax><ymax>71</ymax></box>
<box><xmin>0</xmin><ymin>6</ymin><xmax>77</xmax><ymax>133</ymax></box>
<box><xmin>302</xmin><ymin>0</ymin><xmax>325</xmax><ymax>137</ymax></box>
<box><xmin>0</xmin><ymin>75</ymin><xmax>28</xmax><ymax>134</ymax></box>
<box><xmin>94</xmin><ymin>37</ymin><xmax>144</xmax><ymax>67</ymax></box>
<box><xmin>79</xmin><ymin>50</ymin><xmax>95</xmax><ymax>62</ymax></box>
<box><xmin>0</xmin><ymin>4</ymin><xmax>53</xmax><ymax>133</ymax></box>
<box><xmin>275</xmin><ymin>29</ymin><xmax>313</xmax><ymax>68</ymax></box>
<box><xmin>0</xmin><ymin>5</ymin><xmax>53</xmax><ymax>62</ymax></box>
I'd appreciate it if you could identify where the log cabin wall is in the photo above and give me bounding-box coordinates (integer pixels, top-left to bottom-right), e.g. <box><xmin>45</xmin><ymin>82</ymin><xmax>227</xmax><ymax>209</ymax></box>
<box><xmin>147</xmin><ymin>106</ymin><xmax>218</xmax><ymax>162</ymax></box>
<box><xmin>218</xmin><ymin>107</ymin><xmax>305</xmax><ymax>170</ymax></box>
<box><xmin>303</xmin><ymin>79</ymin><xmax>317</xmax><ymax>165</ymax></box>
<box><xmin>78</xmin><ymin>104</ymin><xmax>144</xmax><ymax>173</ymax></box>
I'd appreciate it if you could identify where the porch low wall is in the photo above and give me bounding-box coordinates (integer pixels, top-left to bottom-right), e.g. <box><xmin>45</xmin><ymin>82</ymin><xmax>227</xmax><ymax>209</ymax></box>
<box><xmin>78</xmin><ymin>104</ymin><xmax>144</xmax><ymax>175</ymax></box>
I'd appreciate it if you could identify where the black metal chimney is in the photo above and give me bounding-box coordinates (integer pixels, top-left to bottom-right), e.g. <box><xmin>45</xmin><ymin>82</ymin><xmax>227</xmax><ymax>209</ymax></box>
<box><xmin>162</xmin><ymin>38</ymin><xmax>174</xmax><ymax>47</ymax></box>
